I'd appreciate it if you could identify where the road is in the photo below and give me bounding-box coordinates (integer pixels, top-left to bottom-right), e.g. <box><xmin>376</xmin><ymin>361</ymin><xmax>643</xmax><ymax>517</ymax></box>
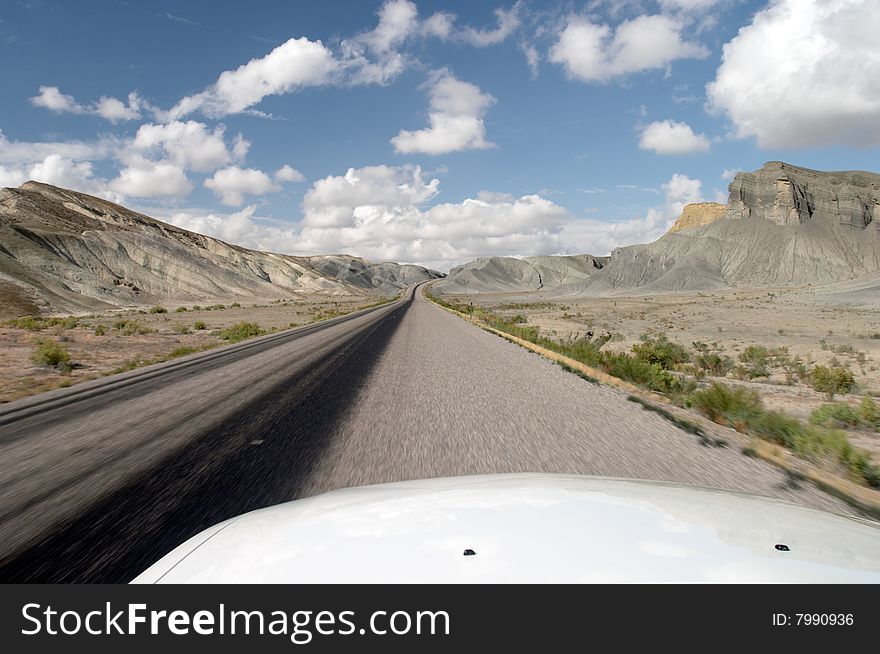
<box><xmin>0</xmin><ymin>283</ymin><xmax>851</xmax><ymax>582</ymax></box>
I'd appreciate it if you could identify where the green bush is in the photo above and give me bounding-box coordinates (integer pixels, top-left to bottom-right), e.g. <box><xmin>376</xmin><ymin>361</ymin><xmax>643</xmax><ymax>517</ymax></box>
<box><xmin>738</xmin><ymin>345</ymin><xmax>772</xmax><ymax>379</ymax></box>
<box><xmin>7</xmin><ymin>316</ymin><xmax>79</xmax><ymax>330</ymax></box>
<box><xmin>605</xmin><ymin>353</ymin><xmax>682</xmax><ymax>394</ymax></box>
<box><xmin>689</xmin><ymin>383</ymin><xmax>762</xmax><ymax>426</ymax></box>
<box><xmin>810</xmin><ymin>365</ymin><xmax>856</xmax><ymax>399</ymax></box>
<box><xmin>175</xmin><ymin>307</ymin><xmax>188</xmax><ymax>313</ymax></box>
<box><xmin>860</xmin><ymin>396</ymin><xmax>880</xmax><ymax>429</ymax></box>
<box><xmin>94</xmin><ymin>324</ymin><xmax>106</xmax><ymax>336</ymax></box>
<box><xmin>810</xmin><ymin>403</ymin><xmax>861</xmax><ymax>429</ymax></box>
<box><xmin>149</xmin><ymin>305</ymin><xmax>167</xmax><ymax>314</ymax></box>
<box><xmin>695</xmin><ymin>352</ymin><xmax>733</xmax><ymax>377</ymax></box>
<box><xmin>31</xmin><ymin>338</ymin><xmax>72</xmax><ymax>372</ymax></box>
<box><xmin>631</xmin><ymin>334</ymin><xmax>690</xmax><ymax>370</ymax></box>
<box><xmin>690</xmin><ymin>383</ymin><xmax>878</xmax><ymax>487</ymax></box>
<box><xmin>194</xmin><ymin>320</ymin><xmax>207</xmax><ymax>330</ymax></box>
<box><xmin>218</xmin><ymin>321</ymin><xmax>265</xmax><ymax>342</ymax></box>
<box><xmin>173</xmin><ymin>323</ymin><xmax>192</xmax><ymax>335</ymax></box>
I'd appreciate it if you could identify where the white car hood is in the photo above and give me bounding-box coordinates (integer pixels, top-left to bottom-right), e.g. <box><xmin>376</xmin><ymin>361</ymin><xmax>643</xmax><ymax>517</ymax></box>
<box><xmin>132</xmin><ymin>474</ymin><xmax>880</xmax><ymax>583</ymax></box>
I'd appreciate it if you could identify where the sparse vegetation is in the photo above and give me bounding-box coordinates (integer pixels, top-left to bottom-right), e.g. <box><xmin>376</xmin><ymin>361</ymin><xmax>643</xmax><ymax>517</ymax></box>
<box><xmin>175</xmin><ymin>307</ymin><xmax>188</xmax><ymax>313</ymax></box>
<box><xmin>31</xmin><ymin>338</ymin><xmax>72</xmax><ymax>372</ymax></box>
<box><xmin>690</xmin><ymin>383</ymin><xmax>878</xmax><ymax>487</ymax></box>
<box><xmin>810</xmin><ymin>397</ymin><xmax>880</xmax><ymax>432</ymax></box>
<box><xmin>173</xmin><ymin>323</ymin><xmax>191</xmax><ymax>335</ymax></box>
<box><xmin>194</xmin><ymin>320</ymin><xmax>207</xmax><ymax>330</ymax></box>
<box><xmin>94</xmin><ymin>324</ymin><xmax>106</xmax><ymax>336</ymax></box>
<box><xmin>6</xmin><ymin>316</ymin><xmax>79</xmax><ymax>331</ymax></box>
<box><xmin>149</xmin><ymin>305</ymin><xmax>167</xmax><ymax>314</ymax></box>
<box><xmin>112</xmin><ymin>320</ymin><xmax>155</xmax><ymax>336</ymax></box>
<box><xmin>218</xmin><ymin>321</ymin><xmax>265</xmax><ymax>342</ymax></box>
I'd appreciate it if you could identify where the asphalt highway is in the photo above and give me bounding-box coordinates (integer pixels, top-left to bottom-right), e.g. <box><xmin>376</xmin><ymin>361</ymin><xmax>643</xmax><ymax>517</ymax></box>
<box><xmin>0</xmin><ymin>283</ymin><xmax>851</xmax><ymax>582</ymax></box>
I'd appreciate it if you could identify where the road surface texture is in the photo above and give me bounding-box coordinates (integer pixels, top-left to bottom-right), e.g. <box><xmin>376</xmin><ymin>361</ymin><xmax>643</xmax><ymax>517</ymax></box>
<box><xmin>0</xmin><ymin>284</ymin><xmax>853</xmax><ymax>582</ymax></box>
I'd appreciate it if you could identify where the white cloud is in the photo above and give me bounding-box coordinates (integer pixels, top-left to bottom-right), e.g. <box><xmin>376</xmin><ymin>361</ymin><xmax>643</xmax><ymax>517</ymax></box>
<box><xmin>659</xmin><ymin>0</ymin><xmax>724</xmax><ymax>11</ymax></box>
<box><xmin>231</xmin><ymin>134</ymin><xmax>250</xmax><ymax>161</ymax></box>
<box><xmin>110</xmin><ymin>157</ymin><xmax>192</xmax><ymax>198</ymax></box>
<box><xmin>706</xmin><ymin>0</ymin><xmax>880</xmax><ymax>148</ymax></box>
<box><xmin>477</xmin><ymin>190</ymin><xmax>514</xmax><ymax>203</ymax></box>
<box><xmin>159</xmin><ymin>165</ymin><xmax>712</xmax><ymax>270</ymax></box>
<box><xmin>0</xmin><ymin>153</ymin><xmax>124</xmax><ymax>201</ymax></box>
<box><xmin>167</xmin><ymin>37</ymin><xmax>339</xmax><ymax>119</ymax></box>
<box><xmin>638</xmin><ymin>119</ymin><xmax>711</xmax><ymax>154</ymax></box>
<box><xmin>721</xmin><ymin>168</ymin><xmax>740</xmax><ymax>180</ymax></box>
<box><xmin>274</xmin><ymin>165</ymin><xmax>305</xmax><ymax>183</ymax></box>
<box><xmin>204</xmin><ymin>166</ymin><xmax>281</xmax><ymax>206</ymax></box>
<box><xmin>549</xmin><ymin>14</ymin><xmax>708</xmax><ymax>82</ymax></box>
<box><xmin>457</xmin><ymin>4</ymin><xmax>521</xmax><ymax>47</ymax></box>
<box><xmin>132</xmin><ymin>120</ymin><xmax>232</xmax><ymax>172</ymax></box>
<box><xmin>522</xmin><ymin>43</ymin><xmax>540</xmax><ymax>77</ymax></box>
<box><xmin>30</xmin><ymin>86</ymin><xmax>83</xmax><ymax>113</ymax></box>
<box><xmin>0</xmin><ymin>130</ymin><xmax>116</xmax><ymax>165</ymax></box>
<box><xmin>391</xmin><ymin>71</ymin><xmax>495</xmax><ymax>154</ymax></box>
<box><xmin>30</xmin><ymin>85</ymin><xmax>143</xmax><ymax>122</ymax></box>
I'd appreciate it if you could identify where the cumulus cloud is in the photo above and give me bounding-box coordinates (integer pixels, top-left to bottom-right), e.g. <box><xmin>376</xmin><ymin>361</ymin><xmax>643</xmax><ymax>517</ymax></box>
<box><xmin>30</xmin><ymin>86</ymin><xmax>144</xmax><ymax>122</ymax></box>
<box><xmin>0</xmin><ymin>154</ymin><xmax>118</xmax><ymax>200</ymax></box>
<box><xmin>204</xmin><ymin>166</ymin><xmax>281</xmax><ymax>206</ymax></box>
<box><xmin>456</xmin><ymin>4</ymin><xmax>522</xmax><ymax>47</ymax></box>
<box><xmin>391</xmin><ymin>72</ymin><xmax>495</xmax><ymax>154</ymax></box>
<box><xmin>0</xmin><ymin>130</ymin><xmax>116</xmax><ymax>165</ymax></box>
<box><xmin>707</xmin><ymin>0</ymin><xmax>880</xmax><ymax>148</ymax></box>
<box><xmin>274</xmin><ymin>165</ymin><xmax>305</xmax><ymax>183</ymax></box>
<box><xmin>132</xmin><ymin>120</ymin><xmax>233</xmax><ymax>172</ymax></box>
<box><xmin>167</xmin><ymin>37</ymin><xmax>339</xmax><ymax>119</ymax></box>
<box><xmin>110</xmin><ymin>157</ymin><xmax>192</xmax><ymax>198</ymax></box>
<box><xmin>160</xmin><ymin>165</ymin><xmax>710</xmax><ymax>270</ymax></box>
<box><xmin>549</xmin><ymin>14</ymin><xmax>708</xmax><ymax>82</ymax></box>
<box><xmin>638</xmin><ymin>119</ymin><xmax>711</xmax><ymax>154</ymax></box>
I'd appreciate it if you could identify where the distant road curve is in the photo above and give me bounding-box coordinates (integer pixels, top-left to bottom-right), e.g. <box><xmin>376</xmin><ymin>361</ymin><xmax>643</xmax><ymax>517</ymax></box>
<box><xmin>0</xmin><ymin>283</ymin><xmax>852</xmax><ymax>582</ymax></box>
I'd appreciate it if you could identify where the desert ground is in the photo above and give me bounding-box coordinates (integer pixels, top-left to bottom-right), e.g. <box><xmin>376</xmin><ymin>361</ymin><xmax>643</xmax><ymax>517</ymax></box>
<box><xmin>444</xmin><ymin>286</ymin><xmax>880</xmax><ymax>460</ymax></box>
<box><xmin>0</xmin><ymin>294</ymin><xmax>386</xmax><ymax>404</ymax></box>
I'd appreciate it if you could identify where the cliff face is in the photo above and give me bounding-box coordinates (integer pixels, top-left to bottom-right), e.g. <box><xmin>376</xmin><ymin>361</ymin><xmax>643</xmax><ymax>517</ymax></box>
<box><xmin>0</xmin><ymin>182</ymin><xmax>441</xmax><ymax>317</ymax></box>
<box><xmin>668</xmin><ymin>203</ymin><xmax>727</xmax><ymax>233</ymax></box>
<box><xmin>727</xmin><ymin>161</ymin><xmax>880</xmax><ymax>229</ymax></box>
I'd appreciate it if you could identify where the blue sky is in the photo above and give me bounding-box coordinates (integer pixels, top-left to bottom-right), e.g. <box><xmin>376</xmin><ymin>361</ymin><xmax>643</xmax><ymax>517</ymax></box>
<box><xmin>1</xmin><ymin>0</ymin><xmax>878</xmax><ymax>270</ymax></box>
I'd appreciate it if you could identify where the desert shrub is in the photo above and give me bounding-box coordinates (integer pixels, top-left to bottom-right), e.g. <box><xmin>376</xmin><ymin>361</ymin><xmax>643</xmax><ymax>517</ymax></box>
<box><xmin>605</xmin><ymin>353</ymin><xmax>682</xmax><ymax>394</ymax></box>
<box><xmin>810</xmin><ymin>365</ymin><xmax>856</xmax><ymax>399</ymax></box>
<box><xmin>810</xmin><ymin>398</ymin><xmax>880</xmax><ymax>432</ymax></box>
<box><xmin>690</xmin><ymin>383</ymin><xmax>878</xmax><ymax>486</ymax></box>
<box><xmin>631</xmin><ymin>334</ymin><xmax>690</xmax><ymax>370</ymax></box>
<box><xmin>194</xmin><ymin>320</ymin><xmax>207</xmax><ymax>330</ymax></box>
<box><xmin>192</xmin><ymin>305</ymin><xmax>202</xmax><ymax>311</ymax></box>
<box><xmin>31</xmin><ymin>338</ymin><xmax>72</xmax><ymax>372</ymax></box>
<box><xmin>206</xmin><ymin>304</ymin><xmax>226</xmax><ymax>311</ymax></box>
<box><xmin>173</xmin><ymin>323</ymin><xmax>192</xmax><ymax>335</ymax></box>
<box><xmin>218</xmin><ymin>321</ymin><xmax>265</xmax><ymax>342</ymax></box>
<box><xmin>149</xmin><ymin>306</ymin><xmax>167</xmax><ymax>314</ymax></box>
<box><xmin>689</xmin><ymin>383</ymin><xmax>763</xmax><ymax>427</ymax></box>
<box><xmin>175</xmin><ymin>307</ymin><xmax>188</xmax><ymax>313</ymax></box>
<box><xmin>230</xmin><ymin>302</ymin><xmax>241</xmax><ymax>308</ymax></box>
<box><xmin>859</xmin><ymin>396</ymin><xmax>880</xmax><ymax>429</ymax></box>
<box><xmin>738</xmin><ymin>345</ymin><xmax>772</xmax><ymax>379</ymax></box>
<box><xmin>94</xmin><ymin>324</ymin><xmax>106</xmax><ymax>336</ymax></box>
<box><xmin>695</xmin><ymin>352</ymin><xmax>733</xmax><ymax>377</ymax></box>
<box><xmin>169</xmin><ymin>346</ymin><xmax>198</xmax><ymax>358</ymax></box>
<box><xmin>112</xmin><ymin>320</ymin><xmax>155</xmax><ymax>336</ymax></box>
<box><xmin>810</xmin><ymin>403</ymin><xmax>862</xmax><ymax>430</ymax></box>
<box><xmin>7</xmin><ymin>316</ymin><xmax>79</xmax><ymax>330</ymax></box>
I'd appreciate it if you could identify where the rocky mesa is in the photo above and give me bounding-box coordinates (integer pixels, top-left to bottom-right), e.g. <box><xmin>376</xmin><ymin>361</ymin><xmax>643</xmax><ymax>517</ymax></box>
<box><xmin>436</xmin><ymin>161</ymin><xmax>880</xmax><ymax>296</ymax></box>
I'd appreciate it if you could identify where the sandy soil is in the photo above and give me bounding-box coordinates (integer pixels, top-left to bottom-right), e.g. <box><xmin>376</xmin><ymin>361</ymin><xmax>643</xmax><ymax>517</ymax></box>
<box><xmin>445</xmin><ymin>286</ymin><xmax>880</xmax><ymax>459</ymax></box>
<box><xmin>0</xmin><ymin>295</ymin><xmax>383</xmax><ymax>404</ymax></box>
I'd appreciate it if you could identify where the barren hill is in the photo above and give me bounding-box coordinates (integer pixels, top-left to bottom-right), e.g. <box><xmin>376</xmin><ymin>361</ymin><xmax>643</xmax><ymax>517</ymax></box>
<box><xmin>436</xmin><ymin>255</ymin><xmax>608</xmax><ymax>294</ymax></box>
<box><xmin>0</xmin><ymin>182</ymin><xmax>441</xmax><ymax>318</ymax></box>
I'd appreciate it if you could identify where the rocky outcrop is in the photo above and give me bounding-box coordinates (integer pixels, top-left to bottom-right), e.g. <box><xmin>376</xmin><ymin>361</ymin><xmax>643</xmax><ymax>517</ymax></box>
<box><xmin>0</xmin><ymin>182</ymin><xmax>442</xmax><ymax>317</ymax></box>
<box><xmin>434</xmin><ymin>254</ymin><xmax>608</xmax><ymax>294</ymax></box>
<box><xmin>668</xmin><ymin>202</ymin><xmax>727</xmax><ymax>233</ymax></box>
<box><xmin>437</xmin><ymin>162</ymin><xmax>880</xmax><ymax>296</ymax></box>
<box><xmin>727</xmin><ymin>161</ymin><xmax>880</xmax><ymax>229</ymax></box>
